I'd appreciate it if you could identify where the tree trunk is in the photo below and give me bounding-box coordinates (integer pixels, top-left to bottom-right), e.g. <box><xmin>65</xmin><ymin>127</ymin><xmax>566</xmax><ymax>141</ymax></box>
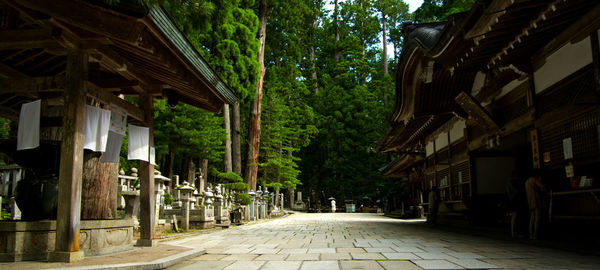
<box><xmin>81</xmin><ymin>151</ymin><xmax>117</xmax><ymax>219</ymax></box>
<box><xmin>199</xmin><ymin>159</ymin><xmax>208</xmax><ymax>192</ymax></box>
<box><xmin>310</xmin><ymin>9</ymin><xmax>319</xmax><ymax>94</ymax></box>
<box><xmin>223</xmin><ymin>103</ymin><xmax>232</xmax><ymax>172</ymax></box>
<box><xmin>382</xmin><ymin>12</ymin><xmax>388</xmax><ymax>76</ymax></box>
<box><xmin>382</xmin><ymin>11</ymin><xmax>389</xmax><ymax>106</ymax></box>
<box><xmin>232</xmin><ymin>102</ymin><xmax>242</xmax><ymax>176</ymax></box>
<box><xmin>245</xmin><ymin>0</ymin><xmax>268</xmax><ymax>192</ymax></box>
<box><xmin>334</xmin><ymin>0</ymin><xmax>340</xmax><ymax>64</ymax></box>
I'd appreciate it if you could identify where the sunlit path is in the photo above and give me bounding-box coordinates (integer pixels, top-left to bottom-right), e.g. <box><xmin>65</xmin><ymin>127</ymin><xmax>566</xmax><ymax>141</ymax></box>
<box><xmin>165</xmin><ymin>213</ymin><xmax>600</xmax><ymax>270</ymax></box>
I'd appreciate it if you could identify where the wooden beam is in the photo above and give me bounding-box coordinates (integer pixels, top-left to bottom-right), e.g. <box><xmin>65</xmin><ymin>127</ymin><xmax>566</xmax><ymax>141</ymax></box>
<box><xmin>136</xmin><ymin>92</ymin><xmax>157</xmax><ymax>247</ymax></box>
<box><xmin>455</xmin><ymin>91</ymin><xmax>500</xmax><ymax>132</ymax></box>
<box><xmin>50</xmin><ymin>49</ymin><xmax>87</xmax><ymax>262</ymax></box>
<box><xmin>0</xmin><ymin>63</ymin><xmax>28</xmax><ymax>79</ymax></box>
<box><xmin>0</xmin><ymin>29</ymin><xmax>60</xmax><ymax>50</ymax></box>
<box><xmin>14</xmin><ymin>0</ymin><xmax>146</xmax><ymax>44</ymax></box>
<box><xmin>88</xmin><ymin>77</ymin><xmax>139</xmax><ymax>89</ymax></box>
<box><xmin>85</xmin><ymin>81</ymin><xmax>145</xmax><ymax>122</ymax></box>
<box><xmin>0</xmin><ymin>76</ymin><xmax>65</xmax><ymax>94</ymax></box>
<box><xmin>93</xmin><ymin>46</ymin><xmax>157</xmax><ymax>88</ymax></box>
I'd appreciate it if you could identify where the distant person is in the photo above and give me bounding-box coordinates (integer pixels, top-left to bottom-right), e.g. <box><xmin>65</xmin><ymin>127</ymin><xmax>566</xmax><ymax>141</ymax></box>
<box><xmin>506</xmin><ymin>172</ymin><xmax>525</xmax><ymax>238</ymax></box>
<box><xmin>331</xmin><ymin>199</ymin><xmax>336</xmax><ymax>213</ymax></box>
<box><xmin>525</xmin><ymin>170</ymin><xmax>547</xmax><ymax>240</ymax></box>
<box><xmin>428</xmin><ymin>186</ymin><xmax>440</xmax><ymax>225</ymax></box>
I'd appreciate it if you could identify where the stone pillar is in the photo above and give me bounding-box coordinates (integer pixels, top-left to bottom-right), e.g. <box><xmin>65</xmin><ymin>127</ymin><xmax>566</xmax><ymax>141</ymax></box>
<box><xmin>263</xmin><ymin>187</ymin><xmax>269</xmax><ymax>219</ymax></box>
<box><xmin>49</xmin><ymin>49</ymin><xmax>87</xmax><ymax>262</ymax></box>
<box><xmin>249</xmin><ymin>190</ymin><xmax>255</xmax><ymax>221</ymax></box>
<box><xmin>256</xmin><ymin>187</ymin><xmax>263</xmax><ymax>219</ymax></box>
<box><xmin>177</xmin><ymin>183</ymin><xmax>195</xmax><ymax>231</ymax></box>
<box><xmin>137</xmin><ymin>93</ymin><xmax>156</xmax><ymax>247</ymax></box>
<box><xmin>122</xmin><ymin>190</ymin><xmax>140</xmax><ymax>224</ymax></box>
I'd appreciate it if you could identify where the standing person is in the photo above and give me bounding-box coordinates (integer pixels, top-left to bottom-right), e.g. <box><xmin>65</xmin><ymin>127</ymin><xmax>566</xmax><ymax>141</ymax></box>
<box><xmin>506</xmin><ymin>172</ymin><xmax>525</xmax><ymax>238</ymax></box>
<box><xmin>331</xmin><ymin>199</ymin><xmax>336</xmax><ymax>213</ymax></box>
<box><xmin>525</xmin><ymin>170</ymin><xmax>547</xmax><ymax>240</ymax></box>
<box><xmin>428</xmin><ymin>186</ymin><xmax>440</xmax><ymax>225</ymax></box>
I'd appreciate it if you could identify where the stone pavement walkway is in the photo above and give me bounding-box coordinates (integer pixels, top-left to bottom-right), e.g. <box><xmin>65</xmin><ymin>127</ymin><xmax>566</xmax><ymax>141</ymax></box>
<box><xmin>165</xmin><ymin>213</ymin><xmax>600</xmax><ymax>270</ymax></box>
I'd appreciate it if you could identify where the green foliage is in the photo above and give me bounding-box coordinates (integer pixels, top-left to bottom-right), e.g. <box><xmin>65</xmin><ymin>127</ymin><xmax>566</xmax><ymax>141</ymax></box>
<box><xmin>234</xmin><ymin>192</ymin><xmax>252</xmax><ymax>205</ymax></box>
<box><xmin>153</xmin><ymin>99</ymin><xmax>225</xmax><ymax>174</ymax></box>
<box><xmin>0</xmin><ymin>117</ymin><xmax>10</xmax><ymax>140</ymax></box>
<box><xmin>164</xmin><ymin>193</ymin><xmax>173</xmax><ymax>205</ymax></box>
<box><xmin>162</xmin><ymin>0</ymin><xmax>260</xmax><ymax>102</ymax></box>
<box><xmin>413</xmin><ymin>0</ymin><xmax>476</xmax><ymax>23</ymax></box>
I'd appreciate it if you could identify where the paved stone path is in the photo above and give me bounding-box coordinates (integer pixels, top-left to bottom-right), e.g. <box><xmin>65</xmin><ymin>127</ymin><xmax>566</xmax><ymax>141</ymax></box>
<box><xmin>165</xmin><ymin>213</ymin><xmax>600</xmax><ymax>270</ymax></box>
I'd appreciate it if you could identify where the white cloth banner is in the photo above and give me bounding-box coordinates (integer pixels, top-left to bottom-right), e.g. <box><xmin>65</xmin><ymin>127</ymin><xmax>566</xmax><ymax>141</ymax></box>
<box><xmin>17</xmin><ymin>100</ymin><xmax>41</xmax><ymax>150</ymax></box>
<box><xmin>109</xmin><ymin>103</ymin><xmax>127</xmax><ymax>135</ymax></box>
<box><xmin>150</xmin><ymin>146</ymin><xmax>156</xmax><ymax>166</ymax></box>
<box><xmin>101</xmin><ymin>131</ymin><xmax>124</xmax><ymax>163</ymax></box>
<box><xmin>84</xmin><ymin>105</ymin><xmax>111</xmax><ymax>152</ymax></box>
<box><xmin>128</xmin><ymin>124</ymin><xmax>149</xmax><ymax>161</ymax></box>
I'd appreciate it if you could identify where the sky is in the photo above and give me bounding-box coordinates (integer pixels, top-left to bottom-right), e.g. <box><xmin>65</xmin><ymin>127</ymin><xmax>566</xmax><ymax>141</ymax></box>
<box><xmin>406</xmin><ymin>0</ymin><xmax>424</xmax><ymax>13</ymax></box>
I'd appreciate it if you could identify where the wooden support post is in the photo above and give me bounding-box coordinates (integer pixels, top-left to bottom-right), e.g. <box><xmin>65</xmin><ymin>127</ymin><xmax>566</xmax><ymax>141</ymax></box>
<box><xmin>48</xmin><ymin>49</ymin><xmax>87</xmax><ymax>262</ymax></box>
<box><xmin>136</xmin><ymin>93</ymin><xmax>157</xmax><ymax>247</ymax></box>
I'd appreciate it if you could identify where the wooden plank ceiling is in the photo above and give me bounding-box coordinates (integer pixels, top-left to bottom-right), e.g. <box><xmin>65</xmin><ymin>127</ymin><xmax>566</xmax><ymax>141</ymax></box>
<box><xmin>0</xmin><ymin>0</ymin><xmax>234</xmax><ymax>123</ymax></box>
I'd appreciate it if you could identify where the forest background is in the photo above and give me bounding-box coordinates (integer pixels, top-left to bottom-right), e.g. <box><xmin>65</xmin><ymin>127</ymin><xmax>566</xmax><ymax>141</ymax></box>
<box><xmin>0</xmin><ymin>0</ymin><xmax>475</xmax><ymax>207</ymax></box>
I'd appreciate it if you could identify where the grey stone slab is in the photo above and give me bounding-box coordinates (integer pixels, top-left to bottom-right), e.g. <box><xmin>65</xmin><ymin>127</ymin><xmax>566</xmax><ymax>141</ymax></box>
<box><xmin>365</xmin><ymin>247</ymin><xmax>396</xmax><ymax>253</ymax></box>
<box><xmin>340</xmin><ymin>260</ymin><xmax>384</xmax><ymax>270</ymax></box>
<box><xmin>329</xmin><ymin>242</ymin><xmax>356</xmax><ymax>248</ymax></box>
<box><xmin>175</xmin><ymin>260</ymin><xmax>234</xmax><ymax>270</ymax></box>
<box><xmin>392</xmin><ymin>246</ymin><xmax>426</xmax><ymax>253</ymax></box>
<box><xmin>279</xmin><ymin>248</ymin><xmax>309</xmax><ymax>254</ymax></box>
<box><xmin>410</xmin><ymin>260</ymin><xmax>462</xmax><ymax>270</ymax></box>
<box><xmin>337</xmin><ymin>247</ymin><xmax>365</xmax><ymax>253</ymax></box>
<box><xmin>223</xmin><ymin>261</ymin><xmax>265</xmax><ymax>270</ymax></box>
<box><xmin>300</xmin><ymin>261</ymin><xmax>340</xmax><ymax>270</ymax></box>
<box><xmin>414</xmin><ymin>253</ymin><xmax>454</xmax><ymax>260</ymax></box>
<box><xmin>320</xmin><ymin>253</ymin><xmax>352</xmax><ymax>260</ymax></box>
<box><xmin>308</xmin><ymin>248</ymin><xmax>337</xmax><ymax>254</ymax></box>
<box><xmin>382</xmin><ymin>252</ymin><xmax>421</xmax><ymax>260</ymax></box>
<box><xmin>378</xmin><ymin>261</ymin><xmax>423</xmax><ymax>270</ymax></box>
<box><xmin>223</xmin><ymin>248</ymin><xmax>253</xmax><ymax>254</ymax></box>
<box><xmin>420</xmin><ymin>247</ymin><xmax>453</xmax><ymax>253</ymax></box>
<box><xmin>221</xmin><ymin>254</ymin><xmax>259</xmax><ymax>261</ymax></box>
<box><xmin>287</xmin><ymin>253</ymin><xmax>320</xmax><ymax>261</ymax></box>
<box><xmin>191</xmin><ymin>254</ymin><xmax>227</xmax><ymax>261</ymax></box>
<box><xmin>262</xmin><ymin>261</ymin><xmax>302</xmax><ymax>270</ymax></box>
<box><xmin>255</xmin><ymin>254</ymin><xmax>289</xmax><ymax>260</ymax></box>
<box><xmin>447</xmin><ymin>259</ymin><xmax>501</xmax><ymax>269</ymax></box>
<box><xmin>351</xmin><ymin>252</ymin><xmax>386</xmax><ymax>260</ymax></box>
<box><xmin>444</xmin><ymin>252</ymin><xmax>486</xmax><ymax>259</ymax></box>
<box><xmin>250</xmin><ymin>248</ymin><xmax>281</xmax><ymax>254</ymax></box>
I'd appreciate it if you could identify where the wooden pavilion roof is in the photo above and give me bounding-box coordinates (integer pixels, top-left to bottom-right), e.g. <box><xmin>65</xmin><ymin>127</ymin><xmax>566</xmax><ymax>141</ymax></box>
<box><xmin>378</xmin><ymin>0</ymin><xmax>600</xmax><ymax>153</ymax></box>
<box><xmin>379</xmin><ymin>153</ymin><xmax>424</xmax><ymax>178</ymax></box>
<box><xmin>0</xmin><ymin>0</ymin><xmax>236</xmax><ymax>122</ymax></box>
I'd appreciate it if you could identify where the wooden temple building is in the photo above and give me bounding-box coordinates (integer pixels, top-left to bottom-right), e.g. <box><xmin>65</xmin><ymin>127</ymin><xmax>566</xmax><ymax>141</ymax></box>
<box><xmin>379</xmin><ymin>0</ymin><xmax>600</xmax><ymax>231</ymax></box>
<box><xmin>0</xmin><ymin>0</ymin><xmax>235</xmax><ymax>262</ymax></box>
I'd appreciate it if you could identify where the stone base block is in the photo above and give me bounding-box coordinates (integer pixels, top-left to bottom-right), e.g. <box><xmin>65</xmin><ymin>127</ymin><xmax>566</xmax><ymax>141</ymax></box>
<box><xmin>47</xmin><ymin>250</ymin><xmax>85</xmax><ymax>262</ymax></box>
<box><xmin>135</xmin><ymin>238</ymin><xmax>159</xmax><ymax>247</ymax></box>
<box><xmin>0</xmin><ymin>219</ymin><xmax>134</xmax><ymax>262</ymax></box>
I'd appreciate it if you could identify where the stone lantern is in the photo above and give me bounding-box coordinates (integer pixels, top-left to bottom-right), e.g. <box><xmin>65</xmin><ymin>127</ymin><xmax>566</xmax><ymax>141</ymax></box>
<box><xmin>248</xmin><ymin>189</ymin><xmax>256</xmax><ymax>221</ymax></box>
<box><xmin>176</xmin><ymin>182</ymin><xmax>195</xmax><ymax>231</ymax></box>
<box><xmin>263</xmin><ymin>187</ymin><xmax>269</xmax><ymax>219</ymax></box>
<box><xmin>214</xmin><ymin>184</ymin><xmax>228</xmax><ymax>224</ymax></box>
<box><xmin>256</xmin><ymin>186</ymin><xmax>263</xmax><ymax>219</ymax></box>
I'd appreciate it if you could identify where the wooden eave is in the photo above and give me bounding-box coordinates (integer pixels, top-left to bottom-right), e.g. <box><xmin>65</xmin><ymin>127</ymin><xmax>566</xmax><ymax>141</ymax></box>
<box><xmin>379</xmin><ymin>0</ymin><xmax>599</xmax><ymax>153</ymax></box>
<box><xmin>0</xmin><ymin>0</ymin><xmax>236</xmax><ymax>122</ymax></box>
<box><xmin>380</xmin><ymin>154</ymin><xmax>424</xmax><ymax>178</ymax></box>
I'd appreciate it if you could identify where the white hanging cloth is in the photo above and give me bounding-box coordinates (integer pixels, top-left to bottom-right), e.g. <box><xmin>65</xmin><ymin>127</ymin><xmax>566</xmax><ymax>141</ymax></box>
<box><xmin>101</xmin><ymin>131</ymin><xmax>124</xmax><ymax>163</ymax></box>
<box><xmin>128</xmin><ymin>124</ymin><xmax>149</xmax><ymax>161</ymax></box>
<box><xmin>101</xmin><ymin>104</ymin><xmax>127</xmax><ymax>163</ymax></box>
<box><xmin>83</xmin><ymin>105</ymin><xmax>111</xmax><ymax>152</ymax></box>
<box><xmin>17</xmin><ymin>100</ymin><xmax>41</xmax><ymax>150</ymax></box>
